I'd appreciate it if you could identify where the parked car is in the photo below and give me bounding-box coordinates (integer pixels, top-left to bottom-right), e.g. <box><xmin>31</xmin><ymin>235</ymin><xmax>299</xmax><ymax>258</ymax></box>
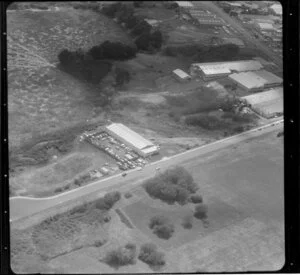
<box><xmin>122</xmin><ymin>173</ymin><xmax>127</xmax><ymax>177</ymax></box>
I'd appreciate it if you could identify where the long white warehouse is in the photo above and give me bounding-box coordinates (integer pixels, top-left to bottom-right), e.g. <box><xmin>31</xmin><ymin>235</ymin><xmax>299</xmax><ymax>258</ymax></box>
<box><xmin>190</xmin><ymin>60</ymin><xmax>263</xmax><ymax>80</ymax></box>
<box><xmin>105</xmin><ymin>123</ymin><xmax>159</xmax><ymax>157</ymax></box>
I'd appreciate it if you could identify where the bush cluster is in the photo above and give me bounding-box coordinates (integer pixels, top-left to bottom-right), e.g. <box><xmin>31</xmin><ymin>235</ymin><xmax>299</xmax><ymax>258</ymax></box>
<box><xmin>95</xmin><ymin>191</ymin><xmax>121</xmax><ymax>210</ymax></box>
<box><xmin>189</xmin><ymin>194</ymin><xmax>203</xmax><ymax>204</ymax></box>
<box><xmin>163</xmin><ymin>43</ymin><xmax>242</xmax><ymax>62</ymax></box>
<box><xmin>149</xmin><ymin>215</ymin><xmax>175</xmax><ymax>239</ymax></box>
<box><xmin>101</xmin><ymin>2</ymin><xmax>163</xmax><ymax>52</ymax></box>
<box><xmin>194</xmin><ymin>203</ymin><xmax>208</xmax><ymax>220</ymax></box>
<box><xmin>181</xmin><ymin>215</ymin><xmax>193</xmax><ymax>229</ymax></box>
<box><xmin>144</xmin><ymin>166</ymin><xmax>198</xmax><ymax>205</ymax></box>
<box><xmin>185</xmin><ymin>114</ymin><xmax>226</xmax><ymax>130</ymax></box>
<box><xmin>138</xmin><ymin>243</ymin><xmax>165</xmax><ymax>267</ymax></box>
<box><xmin>104</xmin><ymin>243</ymin><xmax>136</xmax><ymax>268</ymax></box>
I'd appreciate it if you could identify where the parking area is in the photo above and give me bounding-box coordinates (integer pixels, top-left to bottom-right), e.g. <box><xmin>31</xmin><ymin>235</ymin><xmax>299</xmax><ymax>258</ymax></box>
<box><xmin>82</xmin><ymin>131</ymin><xmax>149</xmax><ymax>173</ymax></box>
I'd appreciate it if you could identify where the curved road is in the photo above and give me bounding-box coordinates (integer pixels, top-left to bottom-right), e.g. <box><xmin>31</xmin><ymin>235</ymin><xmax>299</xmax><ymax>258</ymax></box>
<box><xmin>10</xmin><ymin>119</ymin><xmax>283</xmax><ymax>222</ymax></box>
<box><xmin>192</xmin><ymin>1</ymin><xmax>282</xmax><ymax>68</ymax></box>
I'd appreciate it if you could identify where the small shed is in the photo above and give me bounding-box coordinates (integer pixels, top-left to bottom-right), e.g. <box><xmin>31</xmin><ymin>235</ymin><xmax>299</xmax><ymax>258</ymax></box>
<box><xmin>172</xmin><ymin>69</ymin><xmax>191</xmax><ymax>82</ymax></box>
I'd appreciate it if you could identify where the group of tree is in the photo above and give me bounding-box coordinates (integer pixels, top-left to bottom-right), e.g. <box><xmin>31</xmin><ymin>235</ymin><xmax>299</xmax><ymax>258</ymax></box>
<box><xmin>138</xmin><ymin>243</ymin><xmax>166</xmax><ymax>267</ymax></box>
<box><xmin>149</xmin><ymin>215</ymin><xmax>175</xmax><ymax>239</ymax></box>
<box><xmin>95</xmin><ymin>191</ymin><xmax>121</xmax><ymax>210</ymax></box>
<box><xmin>144</xmin><ymin>166</ymin><xmax>199</xmax><ymax>205</ymax></box>
<box><xmin>101</xmin><ymin>2</ymin><xmax>163</xmax><ymax>52</ymax></box>
<box><xmin>103</xmin><ymin>243</ymin><xmax>137</xmax><ymax>269</ymax></box>
<box><xmin>163</xmin><ymin>43</ymin><xmax>241</xmax><ymax>62</ymax></box>
<box><xmin>103</xmin><ymin>242</ymin><xmax>166</xmax><ymax>269</ymax></box>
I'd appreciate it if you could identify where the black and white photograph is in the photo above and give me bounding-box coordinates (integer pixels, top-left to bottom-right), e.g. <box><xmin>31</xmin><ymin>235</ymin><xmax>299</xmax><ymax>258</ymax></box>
<box><xmin>6</xmin><ymin>1</ymin><xmax>286</xmax><ymax>273</ymax></box>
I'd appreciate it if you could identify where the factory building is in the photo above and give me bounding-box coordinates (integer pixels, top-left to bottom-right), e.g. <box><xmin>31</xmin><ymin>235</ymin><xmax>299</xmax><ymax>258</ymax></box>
<box><xmin>228</xmin><ymin>70</ymin><xmax>283</xmax><ymax>92</ymax></box>
<box><xmin>255</xmin><ymin>22</ymin><xmax>275</xmax><ymax>32</ymax></box>
<box><xmin>190</xmin><ymin>60</ymin><xmax>263</xmax><ymax>80</ymax></box>
<box><xmin>175</xmin><ymin>1</ymin><xmax>194</xmax><ymax>8</ymax></box>
<box><xmin>269</xmin><ymin>3</ymin><xmax>282</xmax><ymax>15</ymax></box>
<box><xmin>241</xmin><ymin>87</ymin><xmax>283</xmax><ymax>118</ymax></box>
<box><xmin>172</xmin><ymin>69</ymin><xmax>191</xmax><ymax>82</ymax></box>
<box><xmin>105</xmin><ymin>123</ymin><xmax>159</xmax><ymax>157</ymax></box>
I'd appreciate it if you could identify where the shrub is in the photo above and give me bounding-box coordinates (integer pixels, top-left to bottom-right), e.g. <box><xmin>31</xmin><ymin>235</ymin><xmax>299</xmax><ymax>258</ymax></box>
<box><xmin>153</xmin><ymin>223</ymin><xmax>175</xmax><ymax>239</ymax></box>
<box><xmin>149</xmin><ymin>215</ymin><xmax>174</xmax><ymax>239</ymax></box>
<box><xmin>189</xmin><ymin>194</ymin><xmax>203</xmax><ymax>204</ymax></box>
<box><xmin>131</xmin><ymin>20</ymin><xmax>152</xmax><ymax>36</ymax></box>
<box><xmin>95</xmin><ymin>191</ymin><xmax>121</xmax><ymax>210</ymax></box>
<box><xmin>138</xmin><ymin>243</ymin><xmax>165</xmax><ymax>267</ymax></box>
<box><xmin>149</xmin><ymin>215</ymin><xmax>167</xmax><ymax>229</ymax></box>
<box><xmin>194</xmin><ymin>204</ymin><xmax>208</xmax><ymax>220</ymax></box>
<box><xmin>144</xmin><ymin>166</ymin><xmax>198</xmax><ymax>204</ymax></box>
<box><xmin>181</xmin><ymin>215</ymin><xmax>193</xmax><ymax>229</ymax></box>
<box><xmin>103</xmin><ymin>244</ymin><xmax>136</xmax><ymax>268</ymax></box>
<box><xmin>115</xmin><ymin>68</ymin><xmax>130</xmax><ymax>87</ymax></box>
<box><xmin>124</xmin><ymin>192</ymin><xmax>133</xmax><ymax>199</ymax></box>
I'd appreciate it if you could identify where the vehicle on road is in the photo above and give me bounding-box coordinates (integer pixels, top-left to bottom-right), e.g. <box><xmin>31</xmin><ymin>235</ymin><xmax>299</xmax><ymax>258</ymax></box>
<box><xmin>155</xmin><ymin>167</ymin><xmax>161</xmax><ymax>171</ymax></box>
<box><xmin>122</xmin><ymin>172</ymin><xmax>127</xmax><ymax>177</ymax></box>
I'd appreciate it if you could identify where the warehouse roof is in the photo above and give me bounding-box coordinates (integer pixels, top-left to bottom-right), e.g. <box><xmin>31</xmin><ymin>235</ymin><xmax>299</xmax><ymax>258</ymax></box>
<box><xmin>106</xmin><ymin>123</ymin><xmax>155</xmax><ymax>150</ymax></box>
<box><xmin>173</xmin><ymin>69</ymin><xmax>191</xmax><ymax>79</ymax></box>
<box><xmin>175</xmin><ymin>1</ymin><xmax>194</xmax><ymax>7</ymax></box>
<box><xmin>191</xmin><ymin>60</ymin><xmax>263</xmax><ymax>76</ymax></box>
<box><xmin>241</xmin><ymin>87</ymin><xmax>283</xmax><ymax>105</ymax></box>
<box><xmin>270</xmin><ymin>3</ymin><xmax>282</xmax><ymax>15</ymax></box>
<box><xmin>229</xmin><ymin>70</ymin><xmax>282</xmax><ymax>90</ymax></box>
<box><xmin>257</xmin><ymin>22</ymin><xmax>274</xmax><ymax>30</ymax></box>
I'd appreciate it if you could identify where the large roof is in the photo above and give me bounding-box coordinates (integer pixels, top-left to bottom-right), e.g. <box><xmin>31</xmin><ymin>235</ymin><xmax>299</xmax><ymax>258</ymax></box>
<box><xmin>191</xmin><ymin>60</ymin><xmax>263</xmax><ymax>76</ymax></box>
<box><xmin>173</xmin><ymin>69</ymin><xmax>191</xmax><ymax>79</ymax></box>
<box><xmin>106</xmin><ymin>123</ymin><xmax>155</xmax><ymax>150</ymax></box>
<box><xmin>257</xmin><ymin>22</ymin><xmax>274</xmax><ymax>30</ymax></box>
<box><xmin>270</xmin><ymin>3</ymin><xmax>282</xmax><ymax>15</ymax></box>
<box><xmin>175</xmin><ymin>1</ymin><xmax>194</xmax><ymax>7</ymax></box>
<box><xmin>229</xmin><ymin>70</ymin><xmax>282</xmax><ymax>89</ymax></box>
<box><xmin>241</xmin><ymin>87</ymin><xmax>283</xmax><ymax>105</ymax></box>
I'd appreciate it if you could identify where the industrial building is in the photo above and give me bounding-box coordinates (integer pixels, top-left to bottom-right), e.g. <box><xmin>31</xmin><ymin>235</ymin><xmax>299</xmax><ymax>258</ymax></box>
<box><xmin>175</xmin><ymin>1</ymin><xmax>194</xmax><ymax>8</ymax></box>
<box><xmin>190</xmin><ymin>60</ymin><xmax>263</xmax><ymax>80</ymax></box>
<box><xmin>255</xmin><ymin>22</ymin><xmax>275</xmax><ymax>32</ymax></box>
<box><xmin>172</xmin><ymin>69</ymin><xmax>191</xmax><ymax>82</ymax></box>
<box><xmin>269</xmin><ymin>3</ymin><xmax>282</xmax><ymax>15</ymax></box>
<box><xmin>241</xmin><ymin>87</ymin><xmax>283</xmax><ymax>118</ymax></box>
<box><xmin>228</xmin><ymin>70</ymin><xmax>283</xmax><ymax>92</ymax></box>
<box><xmin>197</xmin><ymin>18</ymin><xmax>225</xmax><ymax>26</ymax></box>
<box><xmin>105</xmin><ymin>123</ymin><xmax>159</xmax><ymax>157</ymax></box>
<box><xmin>222</xmin><ymin>37</ymin><xmax>245</xmax><ymax>48</ymax></box>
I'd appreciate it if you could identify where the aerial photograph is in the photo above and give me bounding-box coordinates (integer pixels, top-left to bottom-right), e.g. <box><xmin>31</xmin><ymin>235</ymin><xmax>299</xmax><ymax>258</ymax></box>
<box><xmin>8</xmin><ymin>1</ymin><xmax>284</xmax><ymax>273</ymax></box>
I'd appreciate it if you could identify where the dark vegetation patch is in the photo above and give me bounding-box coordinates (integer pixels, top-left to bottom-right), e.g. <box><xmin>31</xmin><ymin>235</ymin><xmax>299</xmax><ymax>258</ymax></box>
<box><xmin>9</xmin><ymin>123</ymin><xmax>100</xmax><ymax>174</ymax></box>
<box><xmin>181</xmin><ymin>215</ymin><xmax>193</xmax><ymax>229</ymax></box>
<box><xmin>143</xmin><ymin>166</ymin><xmax>199</xmax><ymax>205</ymax></box>
<box><xmin>138</xmin><ymin>243</ymin><xmax>166</xmax><ymax>268</ymax></box>
<box><xmin>149</xmin><ymin>215</ymin><xmax>175</xmax><ymax>239</ymax></box>
<box><xmin>102</xmin><ymin>243</ymin><xmax>137</xmax><ymax>269</ymax></box>
<box><xmin>163</xmin><ymin>44</ymin><xmax>257</xmax><ymax>62</ymax></box>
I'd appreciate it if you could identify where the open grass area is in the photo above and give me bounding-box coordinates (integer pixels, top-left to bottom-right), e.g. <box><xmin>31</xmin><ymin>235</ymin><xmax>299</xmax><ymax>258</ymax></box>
<box><xmin>7</xmin><ymin>7</ymin><xmax>132</xmax><ymax>160</ymax></box>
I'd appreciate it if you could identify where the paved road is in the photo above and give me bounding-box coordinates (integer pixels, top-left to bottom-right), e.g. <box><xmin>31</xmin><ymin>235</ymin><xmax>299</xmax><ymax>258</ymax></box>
<box><xmin>10</xmin><ymin>119</ymin><xmax>283</xmax><ymax>222</ymax></box>
<box><xmin>192</xmin><ymin>1</ymin><xmax>282</xmax><ymax>68</ymax></box>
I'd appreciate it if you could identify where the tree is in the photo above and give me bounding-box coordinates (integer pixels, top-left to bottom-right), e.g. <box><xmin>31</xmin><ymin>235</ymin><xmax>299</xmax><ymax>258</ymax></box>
<box><xmin>115</xmin><ymin>68</ymin><xmax>130</xmax><ymax>87</ymax></box>
<box><xmin>194</xmin><ymin>203</ymin><xmax>208</xmax><ymax>220</ymax></box>
<box><xmin>181</xmin><ymin>215</ymin><xmax>193</xmax><ymax>229</ymax></box>
<box><xmin>150</xmin><ymin>30</ymin><xmax>163</xmax><ymax>49</ymax></box>
<box><xmin>138</xmin><ymin>243</ymin><xmax>165</xmax><ymax>267</ymax></box>
<box><xmin>135</xmin><ymin>32</ymin><xmax>151</xmax><ymax>51</ymax></box>
<box><xmin>149</xmin><ymin>215</ymin><xmax>167</xmax><ymax>229</ymax></box>
<box><xmin>103</xmin><ymin>244</ymin><xmax>136</xmax><ymax>268</ymax></box>
<box><xmin>189</xmin><ymin>194</ymin><xmax>203</xmax><ymax>204</ymax></box>
<box><xmin>153</xmin><ymin>223</ymin><xmax>174</xmax><ymax>239</ymax></box>
<box><xmin>131</xmin><ymin>20</ymin><xmax>152</xmax><ymax>36</ymax></box>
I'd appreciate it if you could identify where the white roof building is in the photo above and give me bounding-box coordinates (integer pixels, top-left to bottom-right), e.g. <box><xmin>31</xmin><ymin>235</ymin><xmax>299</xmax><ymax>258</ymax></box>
<box><xmin>229</xmin><ymin>70</ymin><xmax>283</xmax><ymax>91</ymax></box>
<box><xmin>256</xmin><ymin>22</ymin><xmax>274</xmax><ymax>30</ymax></box>
<box><xmin>190</xmin><ymin>60</ymin><xmax>263</xmax><ymax>79</ymax></box>
<box><xmin>270</xmin><ymin>3</ymin><xmax>282</xmax><ymax>15</ymax></box>
<box><xmin>241</xmin><ymin>87</ymin><xmax>283</xmax><ymax>118</ymax></box>
<box><xmin>172</xmin><ymin>69</ymin><xmax>191</xmax><ymax>79</ymax></box>
<box><xmin>175</xmin><ymin>1</ymin><xmax>194</xmax><ymax>7</ymax></box>
<box><xmin>105</xmin><ymin>123</ymin><xmax>158</xmax><ymax>157</ymax></box>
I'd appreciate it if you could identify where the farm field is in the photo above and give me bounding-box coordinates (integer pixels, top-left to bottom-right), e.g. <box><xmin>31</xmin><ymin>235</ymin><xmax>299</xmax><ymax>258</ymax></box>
<box><xmin>10</xmin><ymin>128</ymin><xmax>284</xmax><ymax>273</ymax></box>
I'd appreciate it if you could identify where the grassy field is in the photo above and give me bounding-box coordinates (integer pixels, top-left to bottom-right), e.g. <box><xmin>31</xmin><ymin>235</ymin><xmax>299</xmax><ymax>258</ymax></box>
<box><xmin>7</xmin><ymin>8</ymin><xmax>131</xmax><ymax>150</ymax></box>
<box><xmin>10</xmin><ymin>130</ymin><xmax>284</xmax><ymax>272</ymax></box>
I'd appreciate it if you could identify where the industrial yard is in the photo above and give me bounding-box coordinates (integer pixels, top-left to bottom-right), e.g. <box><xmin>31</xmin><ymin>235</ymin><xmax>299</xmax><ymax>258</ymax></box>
<box><xmin>7</xmin><ymin>1</ymin><xmax>284</xmax><ymax>273</ymax></box>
